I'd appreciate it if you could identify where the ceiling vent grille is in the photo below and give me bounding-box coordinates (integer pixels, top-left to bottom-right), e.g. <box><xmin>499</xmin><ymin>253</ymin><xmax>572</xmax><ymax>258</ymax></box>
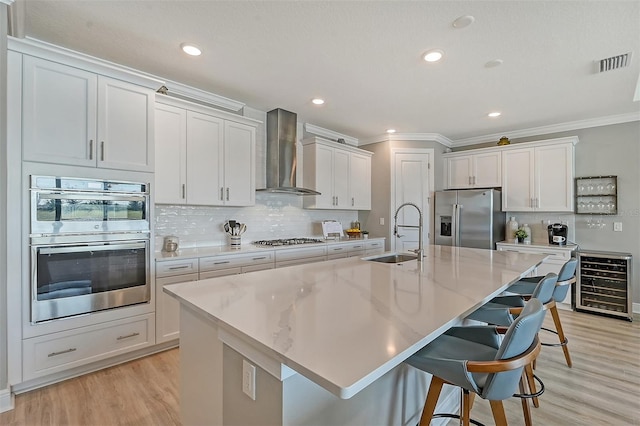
<box><xmin>597</xmin><ymin>52</ymin><xmax>632</xmax><ymax>73</ymax></box>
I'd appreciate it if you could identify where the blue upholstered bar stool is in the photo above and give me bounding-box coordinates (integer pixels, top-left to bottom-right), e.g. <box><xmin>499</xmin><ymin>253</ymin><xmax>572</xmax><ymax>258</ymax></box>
<box><xmin>405</xmin><ymin>299</ymin><xmax>545</xmax><ymax>426</ymax></box>
<box><xmin>503</xmin><ymin>258</ymin><xmax>578</xmax><ymax>368</ymax></box>
<box><xmin>466</xmin><ymin>273</ymin><xmax>558</xmax><ymax>410</ymax></box>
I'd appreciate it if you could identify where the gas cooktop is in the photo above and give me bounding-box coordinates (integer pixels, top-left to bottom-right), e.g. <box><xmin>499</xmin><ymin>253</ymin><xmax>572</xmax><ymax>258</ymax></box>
<box><xmin>253</xmin><ymin>238</ymin><xmax>323</xmax><ymax>246</ymax></box>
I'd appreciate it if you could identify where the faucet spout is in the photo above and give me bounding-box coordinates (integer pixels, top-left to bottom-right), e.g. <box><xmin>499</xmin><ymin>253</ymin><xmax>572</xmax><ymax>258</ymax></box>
<box><xmin>394</xmin><ymin>202</ymin><xmax>424</xmax><ymax>261</ymax></box>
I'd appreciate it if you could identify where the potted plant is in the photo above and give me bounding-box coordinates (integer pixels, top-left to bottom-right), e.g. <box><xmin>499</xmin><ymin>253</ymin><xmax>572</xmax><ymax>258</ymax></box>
<box><xmin>515</xmin><ymin>228</ymin><xmax>528</xmax><ymax>243</ymax></box>
<box><xmin>361</xmin><ymin>230</ymin><xmax>369</xmax><ymax>239</ymax></box>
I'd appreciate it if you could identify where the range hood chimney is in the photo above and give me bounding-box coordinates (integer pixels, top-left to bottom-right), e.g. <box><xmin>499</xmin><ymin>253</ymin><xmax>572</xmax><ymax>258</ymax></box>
<box><xmin>257</xmin><ymin>108</ymin><xmax>320</xmax><ymax>195</ymax></box>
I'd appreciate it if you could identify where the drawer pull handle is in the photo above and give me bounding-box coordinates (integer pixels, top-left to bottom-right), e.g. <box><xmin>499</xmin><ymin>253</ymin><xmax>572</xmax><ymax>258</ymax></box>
<box><xmin>168</xmin><ymin>265</ymin><xmax>191</xmax><ymax>270</ymax></box>
<box><xmin>117</xmin><ymin>332</ymin><xmax>140</xmax><ymax>341</ymax></box>
<box><xmin>252</xmin><ymin>256</ymin><xmax>267</xmax><ymax>260</ymax></box>
<box><xmin>48</xmin><ymin>348</ymin><xmax>77</xmax><ymax>357</ymax></box>
<box><xmin>333</xmin><ymin>248</ymin><xmax>344</xmax><ymax>251</ymax></box>
<box><xmin>214</xmin><ymin>261</ymin><xmax>230</xmax><ymax>265</ymax></box>
<box><xmin>352</xmin><ymin>245</ymin><xmax>363</xmax><ymax>249</ymax></box>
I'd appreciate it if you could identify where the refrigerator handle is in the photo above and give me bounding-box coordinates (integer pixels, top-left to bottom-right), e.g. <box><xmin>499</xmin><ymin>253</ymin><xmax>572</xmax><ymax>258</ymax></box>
<box><xmin>452</xmin><ymin>204</ymin><xmax>458</xmax><ymax>246</ymax></box>
<box><xmin>455</xmin><ymin>203</ymin><xmax>463</xmax><ymax>246</ymax></box>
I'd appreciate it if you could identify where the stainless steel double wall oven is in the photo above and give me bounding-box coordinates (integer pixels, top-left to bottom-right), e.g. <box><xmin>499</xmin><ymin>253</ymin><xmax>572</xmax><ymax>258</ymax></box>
<box><xmin>30</xmin><ymin>175</ymin><xmax>151</xmax><ymax>323</ymax></box>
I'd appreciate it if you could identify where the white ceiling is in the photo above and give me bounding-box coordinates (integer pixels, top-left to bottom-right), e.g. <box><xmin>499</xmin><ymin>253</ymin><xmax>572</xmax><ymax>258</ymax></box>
<box><xmin>10</xmin><ymin>0</ymin><xmax>640</xmax><ymax>144</ymax></box>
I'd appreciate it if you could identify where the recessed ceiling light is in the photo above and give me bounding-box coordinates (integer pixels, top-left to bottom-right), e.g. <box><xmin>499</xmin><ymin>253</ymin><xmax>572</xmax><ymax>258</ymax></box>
<box><xmin>423</xmin><ymin>49</ymin><xmax>444</xmax><ymax>63</ymax></box>
<box><xmin>386</xmin><ymin>129</ymin><xmax>397</xmax><ymax>134</ymax></box>
<box><xmin>488</xmin><ymin>112</ymin><xmax>501</xmax><ymax>118</ymax></box>
<box><xmin>485</xmin><ymin>59</ymin><xmax>504</xmax><ymax>68</ymax></box>
<box><xmin>452</xmin><ymin>15</ymin><xmax>475</xmax><ymax>29</ymax></box>
<box><xmin>312</xmin><ymin>98</ymin><xmax>325</xmax><ymax>105</ymax></box>
<box><xmin>181</xmin><ymin>43</ymin><xmax>202</xmax><ymax>56</ymax></box>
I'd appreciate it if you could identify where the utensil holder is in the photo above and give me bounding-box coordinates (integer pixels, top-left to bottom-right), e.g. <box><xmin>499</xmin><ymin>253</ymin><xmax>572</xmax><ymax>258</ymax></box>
<box><xmin>230</xmin><ymin>235</ymin><xmax>241</xmax><ymax>249</ymax></box>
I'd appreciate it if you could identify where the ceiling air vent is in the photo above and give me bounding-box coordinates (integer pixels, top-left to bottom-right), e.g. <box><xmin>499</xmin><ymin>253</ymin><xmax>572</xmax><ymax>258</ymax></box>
<box><xmin>596</xmin><ymin>52</ymin><xmax>632</xmax><ymax>73</ymax></box>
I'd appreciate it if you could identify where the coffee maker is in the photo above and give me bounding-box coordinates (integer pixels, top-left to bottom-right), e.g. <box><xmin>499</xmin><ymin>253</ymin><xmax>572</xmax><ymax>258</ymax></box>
<box><xmin>548</xmin><ymin>223</ymin><xmax>568</xmax><ymax>245</ymax></box>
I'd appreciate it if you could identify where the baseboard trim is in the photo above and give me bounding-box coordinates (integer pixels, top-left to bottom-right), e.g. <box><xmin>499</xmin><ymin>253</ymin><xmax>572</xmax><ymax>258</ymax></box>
<box><xmin>0</xmin><ymin>387</ymin><xmax>15</xmax><ymax>413</ymax></box>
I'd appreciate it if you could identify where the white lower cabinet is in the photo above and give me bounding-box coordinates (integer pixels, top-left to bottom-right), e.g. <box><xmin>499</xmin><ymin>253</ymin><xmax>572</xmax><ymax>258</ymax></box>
<box><xmin>364</xmin><ymin>239</ymin><xmax>385</xmax><ymax>256</ymax></box>
<box><xmin>275</xmin><ymin>246</ymin><xmax>328</xmax><ymax>268</ymax></box>
<box><xmin>156</xmin><ymin>258</ymin><xmax>199</xmax><ymax>343</ymax></box>
<box><xmin>496</xmin><ymin>242</ymin><xmax>576</xmax><ymax>305</ymax></box>
<box><xmin>22</xmin><ymin>313</ymin><xmax>155</xmax><ymax>381</ymax></box>
<box><xmin>199</xmin><ymin>252</ymin><xmax>275</xmax><ymax>279</ymax></box>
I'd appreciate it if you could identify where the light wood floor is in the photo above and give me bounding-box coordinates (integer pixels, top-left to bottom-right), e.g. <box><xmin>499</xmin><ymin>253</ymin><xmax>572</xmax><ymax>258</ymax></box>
<box><xmin>1</xmin><ymin>309</ymin><xmax>638</xmax><ymax>425</ymax></box>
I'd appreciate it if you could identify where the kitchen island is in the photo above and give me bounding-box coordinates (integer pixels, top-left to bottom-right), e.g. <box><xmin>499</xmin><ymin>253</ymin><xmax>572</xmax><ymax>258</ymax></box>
<box><xmin>165</xmin><ymin>245</ymin><xmax>546</xmax><ymax>425</ymax></box>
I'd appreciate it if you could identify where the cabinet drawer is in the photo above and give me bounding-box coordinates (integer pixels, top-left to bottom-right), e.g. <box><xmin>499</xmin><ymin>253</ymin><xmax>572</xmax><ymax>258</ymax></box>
<box><xmin>23</xmin><ymin>313</ymin><xmax>154</xmax><ymax>381</ymax></box>
<box><xmin>199</xmin><ymin>267</ymin><xmax>242</xmax><ymax>280</ymax></box>
<box><xmin>242</xmin><ymin>263</ymin><xmax>274</xmax><ymax>274</ymax></box>
<box><xmin>199</xmin><ymin>251</ymin><xmax>274</xmax><ymax>272</ymax></box>
<box><xmin>156</xmin><ymin>258</ymin><xmax>198</xmax><ymax>277</ymax></box>
<box><xmin>275</xmin><ymin>246</ymin><xmax>327</xmax><ymax>262</ymax></box>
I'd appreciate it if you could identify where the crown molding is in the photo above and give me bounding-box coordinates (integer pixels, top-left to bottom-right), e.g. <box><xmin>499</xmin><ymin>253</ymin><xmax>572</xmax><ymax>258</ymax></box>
<box><xmin>452</xmin><ymin>112</ymin><xmax>640</xmax><ymax>147</ymax></box>
<box><xmin>303</xmin><ymin>123</ymin><xmax>358</xmax><ymax>146</ymax></box>
<box><xmin>359</xmin><ymin>133</ymin><xmax>453</xmax><ymax>147</ymax></box>
<box><xmin>1</xmin><ymin>0</ymin><xmax>15</xmax><ymax>5</ymax></box>
<box><xmin>159</xmin><ymin>79</ymin><xmax>244</xmax><ymax>112</ymax></box>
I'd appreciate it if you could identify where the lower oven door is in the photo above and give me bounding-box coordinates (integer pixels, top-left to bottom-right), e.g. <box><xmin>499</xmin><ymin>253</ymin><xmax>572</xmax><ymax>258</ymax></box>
<box><xmin>31</xmin><ymin>239</ymin><xmax>150</xmax><ymax>323</ymax></box>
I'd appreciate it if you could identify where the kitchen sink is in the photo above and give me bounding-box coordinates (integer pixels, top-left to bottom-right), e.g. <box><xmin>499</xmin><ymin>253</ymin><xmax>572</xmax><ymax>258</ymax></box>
<box><xmin>365</xmin><ymin>253</ymin><xmax>417</xmax><ymax>264</ymax></box>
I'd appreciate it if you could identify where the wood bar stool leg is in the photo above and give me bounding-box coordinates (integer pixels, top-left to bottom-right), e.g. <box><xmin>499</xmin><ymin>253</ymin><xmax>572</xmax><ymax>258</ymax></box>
<box><xmin>489</xmin><ymin>400</ymin><xmax>508</xmax><ymax>426</ymax></box>
<box><xmin>549</xmin><ymin>303</ymin><xmax>572</xmax><ymax>367</ymax></box>
<box><xmin>419</xmin><ymin>376</ymin><xmax>444</xmax><ymax>426</ymax></box>
<box><xmin>519</xmin><ymin>373</ymin><xmax>533</xmax><ymax>426</ymax></box>
<box><xmin>525</xmin><ymin>362</ymin><xmax>539</xmax><ymax>408</ymax></box>
<box><xmin>462</xmin><ymin>388</ymin><xmax>471</xmax><ymax>426</ymax></box>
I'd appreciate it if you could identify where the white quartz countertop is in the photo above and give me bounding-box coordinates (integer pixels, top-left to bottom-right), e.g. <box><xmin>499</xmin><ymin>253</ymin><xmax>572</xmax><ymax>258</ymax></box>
<box><xmin>164</xmin><ymin>245</ymin><xmax>545</xmax><ymax>399</ymax></box>
<box><xmin>155</xmin><ymin>237</ymin><xmax>384</xmax><ymax>261</ymax></box>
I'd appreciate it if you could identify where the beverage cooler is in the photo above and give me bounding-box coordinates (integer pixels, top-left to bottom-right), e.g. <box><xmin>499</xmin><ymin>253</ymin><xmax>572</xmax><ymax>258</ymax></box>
<box><xmin>576</xmin><ymin>250</ymin><xmax>633</xmax><ymax>321</ymax></box>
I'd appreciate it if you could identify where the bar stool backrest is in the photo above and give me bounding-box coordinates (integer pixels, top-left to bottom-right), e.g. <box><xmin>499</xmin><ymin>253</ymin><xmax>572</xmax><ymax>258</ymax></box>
<box><xmin>554</xmin><ymin>257</ymin><xmax>578</xmax><ymax>302</ymax></box>
<box><xmin>482</xmin><ymin>299</ymin><xmax>545</xmax><ymax>400</ymax></box>
<box><xmin>531</xmin><ymin>273</ymin><xmax>559</xmax><ymax>305</ymax></box>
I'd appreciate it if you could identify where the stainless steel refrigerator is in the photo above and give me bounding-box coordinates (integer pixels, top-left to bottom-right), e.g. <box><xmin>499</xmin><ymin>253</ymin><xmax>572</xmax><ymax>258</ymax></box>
<box><xmin>434</xmin><ymin>189</ymin><xmax>505</xmax><ymax>249</ymax></box>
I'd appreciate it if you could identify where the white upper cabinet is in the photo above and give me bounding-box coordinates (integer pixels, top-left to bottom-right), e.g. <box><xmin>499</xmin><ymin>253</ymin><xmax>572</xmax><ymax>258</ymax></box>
<box><xmin>302</xmin><ymin>137</ymin><xmax>372</xmax><ymax>210</ymax></box>
<box><xmin>22</xmin><ymin>56</ymin><xmax>154</xmax><ymax>172</ymax></box>
<box><xmin>444</xmin><ymin>150</ymin><xmax>501</xmax><ymax>189</ymax></box>
<box><xmin>502</xmin><ymin>139</ymin><xmax>576</xmax><ymax>212</ymax></box>
<box><xmin>154</xmin><ymin>96</ymin><xmax>257</xmax><ymax>206</ymax></box>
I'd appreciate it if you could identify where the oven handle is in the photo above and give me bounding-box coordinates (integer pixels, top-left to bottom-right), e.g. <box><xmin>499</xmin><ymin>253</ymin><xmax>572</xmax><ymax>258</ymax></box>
<box><xmin>36</xmin><ymin>192</ymin><xmax>147</xmax><ymax>203</ymax></box>
<box><xmin>37</xmin><ymin>241</ymin><xmax>147</xmax><ymax>255</ymax></box>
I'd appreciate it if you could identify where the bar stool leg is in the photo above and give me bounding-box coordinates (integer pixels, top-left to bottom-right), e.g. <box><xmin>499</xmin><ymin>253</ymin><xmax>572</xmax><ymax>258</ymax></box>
<box><xmin>419</xmin><ymin>376</ymin><xmax>444</xmax><ymax>426</ymax></box>
<box><xmin>519</xmin><ymin>373</ymin><xmax>533</xmax><ymax>426</ymax></box>
<box><xmin>489</xmin><ymin>400</ymin><xmax>508</xmax><ymax>426</ymax></box>
<box><xmin>525</xmin><ymin>363</ymin><xmax>539</xmax><ymax>408</ymax></box>
<box><xmin>549</xmin><ymin>303</ymin><xmax>572</xmax><ymax>367</ymax></box>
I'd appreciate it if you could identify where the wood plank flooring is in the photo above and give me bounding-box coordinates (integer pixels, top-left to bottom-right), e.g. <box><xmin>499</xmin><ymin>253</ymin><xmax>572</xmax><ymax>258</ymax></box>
<box><xmin>1</xmin><ymin>309</ymin><xmax>638</xmax><ymax>425</ymax></box>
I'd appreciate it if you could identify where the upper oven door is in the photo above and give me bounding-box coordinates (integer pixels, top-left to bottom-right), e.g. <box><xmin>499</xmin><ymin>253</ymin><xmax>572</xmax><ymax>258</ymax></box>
<box><xmin>31</xmin><ymin>190</ymin><xmax>149</xmax><ymax>235</ymax></box>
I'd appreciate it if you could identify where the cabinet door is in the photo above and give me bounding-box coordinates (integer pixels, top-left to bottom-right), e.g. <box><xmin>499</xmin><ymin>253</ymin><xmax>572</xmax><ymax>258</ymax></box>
<box><xmin>350</xmin><ymin>152</ymin><xmax>371</xmax><ymax>210</ymax></box>
<box><xmin>473</xmin><ymin>151</ymin><xmax>501</xmax><ymax>188</ymax></box>
<box><xmin>502</xmin><ymin>148</ymin><xmax>535</xmax><ymax>211</ymax></box>
<box><xmin>97</xmin><ymin>77</ymin><xmax>154</xmax><ymax>172</ymax></box>
<box><xmin>333</xmin><ymin>149</ymin><xmax>350</xmax><ymax>209</ymax></box>
<box><xmin>535</xmin><ymin>144</ymin><xmax>574</xmax><ymax>212</ymax></box>
<box><xmin>446</xmin><ymin>155</ymin><xmax>472</xmax><ymax>189</ymax></box>
<box><xmin>155</xmin><ymin>103</ymin><xmax>187</xmax><ymax>204</ymax></box>
<box><xmin>224</xmin><ymin>121</ymin><xmax>255</xmax><ymax>206</ymax></box>
<box><xmin>186</xmin><ymin>111</ymin><xmax>224</xmax><ymax>205</ymax></box>
<box><xmin>22</xmin><ymin>56</ymin><xmax>97</xmax><ymax>166</ymax></box>
<box><xmin>156</xmin><ymin>273</ymin><xmax>198</xmax><ymax>343</ymax></box>
<box><xmin>314</xmin><ymin>144</ymin><xmax>336</xmax><ymax>208</ymax></box>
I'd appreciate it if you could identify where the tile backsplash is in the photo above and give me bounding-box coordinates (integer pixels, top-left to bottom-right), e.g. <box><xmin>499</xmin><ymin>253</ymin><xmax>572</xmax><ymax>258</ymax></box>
<box><xmin>154</xmin><ymin>193</ymin><xmax>358</xmax><ymax>250</ymax></box>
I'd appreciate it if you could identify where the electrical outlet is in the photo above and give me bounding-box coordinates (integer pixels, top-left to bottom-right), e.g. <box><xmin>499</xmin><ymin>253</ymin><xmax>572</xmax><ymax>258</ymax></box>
<box><xmin>379</xmin><ymin>217</ymin><xmax>385</xmax><ymax>225</ymax></box>
<box><xmin>614</xmin><ymin>222</ymin><xmax>623</xmax><ymax>232</ymax></box>
<box><xmin>242</xmin><ymin>359</ymin><xmax>256</xmax><ymax>400</ymax></box>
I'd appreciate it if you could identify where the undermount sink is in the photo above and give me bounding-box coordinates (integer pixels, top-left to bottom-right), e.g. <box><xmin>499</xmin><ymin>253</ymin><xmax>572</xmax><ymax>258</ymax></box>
<box><xmin>365</xmin><ymin>253</ymin><xmax>417</xmax><ymax>264</ymax></box>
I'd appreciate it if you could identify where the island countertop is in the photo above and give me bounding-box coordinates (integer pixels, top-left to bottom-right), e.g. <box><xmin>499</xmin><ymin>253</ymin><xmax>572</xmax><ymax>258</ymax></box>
<box><xmin>164</xmin><ymin>245</ymin><xmax>545</xmax><ymax>399</ymax></box>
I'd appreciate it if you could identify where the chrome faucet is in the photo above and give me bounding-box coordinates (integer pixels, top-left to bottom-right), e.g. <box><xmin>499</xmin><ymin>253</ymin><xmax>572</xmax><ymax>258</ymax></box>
<box><xmin>394</xmin><ymin>202</ymin><xmax>424</xmax><ymax>261</ymax></box>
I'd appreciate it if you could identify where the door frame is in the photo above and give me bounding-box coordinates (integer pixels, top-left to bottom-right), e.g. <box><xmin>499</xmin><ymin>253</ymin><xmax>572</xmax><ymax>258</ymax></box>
<box><xmin>389</xmin><ymin>148</ymin><xmax>435</xmax><ymax>252</ymax></box>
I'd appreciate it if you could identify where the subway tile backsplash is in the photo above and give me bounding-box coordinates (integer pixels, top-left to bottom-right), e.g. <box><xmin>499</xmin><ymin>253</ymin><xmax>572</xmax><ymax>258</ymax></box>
<box><xmin>154</xmin><ymin>193</ymin><xmax>358</xmax><ymax>250</ymax></box>
<box><xmin>505</xmin><ymin>212</ymin><xmax>576</xmax><ymax>244</ymax></box>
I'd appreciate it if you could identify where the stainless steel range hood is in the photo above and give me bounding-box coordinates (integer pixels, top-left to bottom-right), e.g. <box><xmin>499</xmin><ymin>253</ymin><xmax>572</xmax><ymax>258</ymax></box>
<box><xmin>257</xmin><ymin>108</ymin><xmax>321</xmax><ymax>195</ymax></box>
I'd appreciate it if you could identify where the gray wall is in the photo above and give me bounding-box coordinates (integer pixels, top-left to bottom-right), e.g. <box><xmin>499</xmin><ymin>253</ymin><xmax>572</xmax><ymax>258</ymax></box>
<box><xmin>455</xmin><ymin>121</ymin><xmax>640</xmax><ymax>307</ymax></box>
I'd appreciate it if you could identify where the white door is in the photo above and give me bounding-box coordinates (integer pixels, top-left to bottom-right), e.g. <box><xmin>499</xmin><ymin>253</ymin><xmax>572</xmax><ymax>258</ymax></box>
<box><xmin>391</xmin><ymin>150</ymin><xmax>433</xmax><ymax>253</ymax></box>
